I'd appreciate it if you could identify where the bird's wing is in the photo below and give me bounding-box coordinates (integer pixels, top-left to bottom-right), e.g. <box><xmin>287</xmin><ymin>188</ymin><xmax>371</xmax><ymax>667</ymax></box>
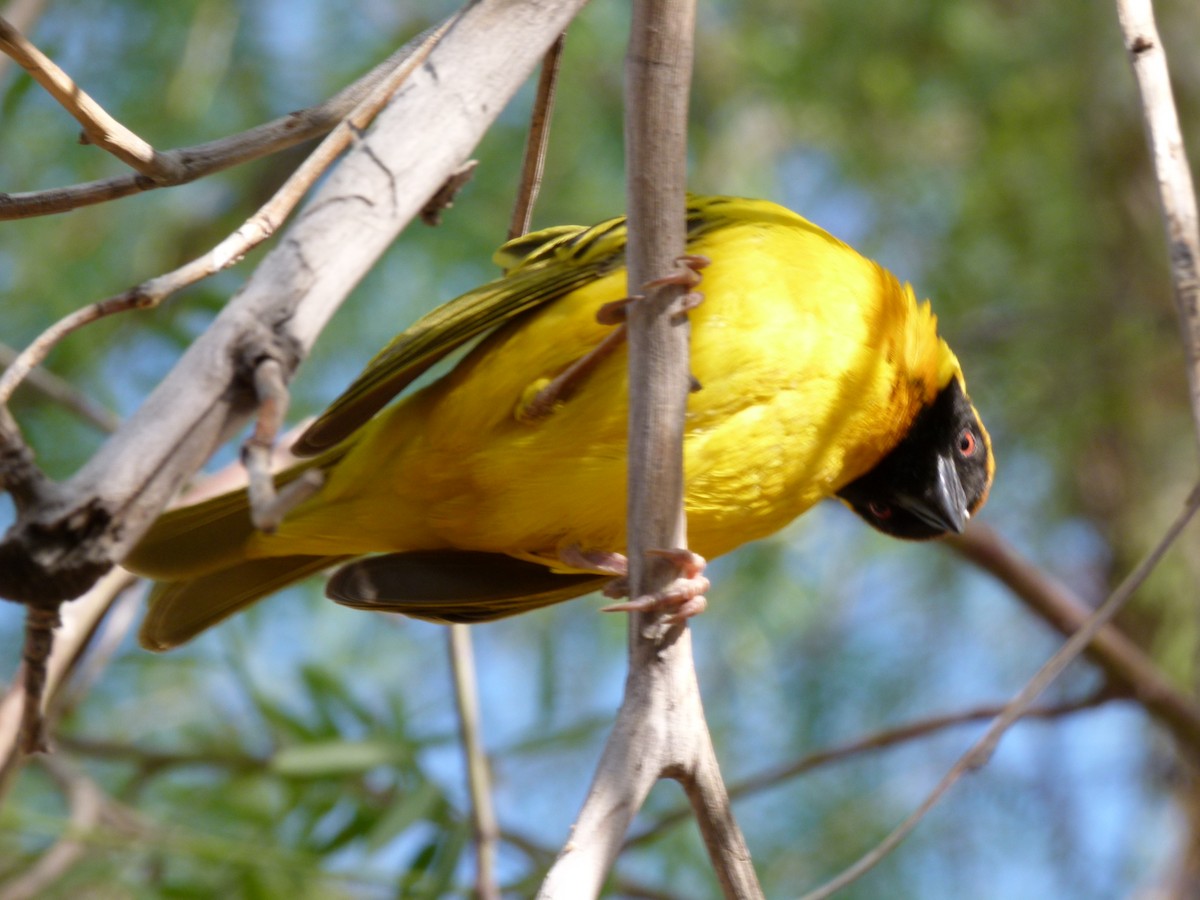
<box><xmin>291</xmin><ymin>217</ymin><xmax>637</xmax><ymax>456</ymax></box>
<box><xmin>291</xmin><ymin>196</ymin><xmax>754</xmax><ymax>457</ymax></box>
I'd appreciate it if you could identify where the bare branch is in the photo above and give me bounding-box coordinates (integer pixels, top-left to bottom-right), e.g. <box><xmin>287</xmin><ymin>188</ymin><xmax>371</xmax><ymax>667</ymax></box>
<box><xmin>0</xmin><ymin>17</ymin><xmax>466</xmax><ymax>751</ymax></box>
<box><xmin>449</xmin><ymin>626</ymin><xmax>501</xmax><ymax>900</ymax></box>
<box><xmin>0</xmin><ymin>15</ymin><xmax>174</xmax><ymax>179</ymax></box>
<box><xmin>626</xmin><ymin>691</ymin><xmax>1111</xmax><ymax>848</ymax></box>
<box><xmin>800</xmin><ymin>485</ymin><xmax>1200</xmax><ymax>900</ymax></box>
<box><xmin>509</xmin><ymin>34</ymin><xmax>567</xmax><ymax>240</ymax></box>
<box><xmin>1115</xmin><ymin>0</ymin><xmax>1200</xmax><ymax>450</ymax></box>
<box><xmin>0</xmin><ymin>28</ymin><xmax>445</xmax><ymax>220</ymax></box>
<box><xmin>948</xmin><ymin>522</ymin><xmax>1200</xmax><ymax>752</ymax></box>
<box><xmin>0</xmin><ymin>568</ymin><xmax>137</xmax><ymax>795</ymax></box>
<box><xmin>541</xmin><ymin>0</ymin><xmax>759</xmax><ymax>896</ymax></box>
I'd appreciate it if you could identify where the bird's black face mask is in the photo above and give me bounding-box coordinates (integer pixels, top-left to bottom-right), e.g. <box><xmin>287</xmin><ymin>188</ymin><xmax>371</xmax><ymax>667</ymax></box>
<box><xmin>836</xmin><ymin>379</ymin><xmax>993</xmax><ymax>540</ymax></box>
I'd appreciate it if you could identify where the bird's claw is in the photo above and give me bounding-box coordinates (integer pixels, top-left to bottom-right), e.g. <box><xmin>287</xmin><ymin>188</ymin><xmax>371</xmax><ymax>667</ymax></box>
<box><xmin>600</xmin><ymin>548</ymin><xmax>709</xmax><ymax>624</ymax></box>
<box><xmin>643</xmin><ymin>254</ymin><xmax>711</xmax><ymax>290</ymax></box>
<box><xmin>595</xmin><ymin>255</ymin><xmax>710</xmax><ymax>325</ymax></box>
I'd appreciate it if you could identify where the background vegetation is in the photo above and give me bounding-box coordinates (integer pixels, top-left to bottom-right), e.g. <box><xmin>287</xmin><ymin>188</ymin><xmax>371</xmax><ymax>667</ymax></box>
<box><xmin>1</xmin><ymin>0</ymin><xmax>1199</xmax><ymax>896</ymax></box>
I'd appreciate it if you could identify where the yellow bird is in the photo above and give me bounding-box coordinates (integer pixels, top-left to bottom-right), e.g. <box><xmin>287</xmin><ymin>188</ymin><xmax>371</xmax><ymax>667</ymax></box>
<box><xmin>125</xmin><ymin>196</ymin><xmax>994</xmax><ymax>650</ymax></box>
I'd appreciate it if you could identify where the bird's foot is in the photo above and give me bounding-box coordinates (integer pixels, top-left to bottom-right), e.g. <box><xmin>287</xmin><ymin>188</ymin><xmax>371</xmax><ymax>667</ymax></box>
<box><xmin>599</xmin><ymin>548</ymin><xmax>710</xmax><ymax>624</ymax></box>
<box><xmin>596</xmin><ymin>254</ymin><xmax>710</xmax><ymax>325</ymax></box>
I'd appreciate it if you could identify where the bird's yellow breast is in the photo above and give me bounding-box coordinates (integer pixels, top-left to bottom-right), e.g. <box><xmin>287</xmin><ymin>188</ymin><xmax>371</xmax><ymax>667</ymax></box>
<box><xmin>285</xmin><ymin>205</ymin><xmax>950</xmax><ymax>565</ymax></box>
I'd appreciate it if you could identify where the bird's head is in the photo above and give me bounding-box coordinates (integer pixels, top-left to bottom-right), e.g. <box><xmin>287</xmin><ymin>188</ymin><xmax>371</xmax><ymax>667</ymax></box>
<box><xmin>836</xmin><ymin>377</ymin><xmax>993</xmax><ymax>540</ymax></box>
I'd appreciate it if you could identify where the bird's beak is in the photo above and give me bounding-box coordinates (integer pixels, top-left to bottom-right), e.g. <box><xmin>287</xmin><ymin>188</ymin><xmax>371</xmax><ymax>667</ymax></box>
<box><xmin>897</xmin><ymin>453</ymin><xmax>969</xmax><ymax>535</ymax></box>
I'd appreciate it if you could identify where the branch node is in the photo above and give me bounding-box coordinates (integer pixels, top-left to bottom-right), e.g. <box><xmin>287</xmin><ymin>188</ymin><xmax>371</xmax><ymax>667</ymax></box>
<box><xmin>421</xmin><ymin>159</ymin><xmax>479</xmax><ymax>226</ymax></box>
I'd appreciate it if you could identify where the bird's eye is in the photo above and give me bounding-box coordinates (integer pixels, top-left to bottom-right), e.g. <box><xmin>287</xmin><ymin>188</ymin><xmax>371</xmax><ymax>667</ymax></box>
<box><xmin>958</xmin><ymin>428</ymin><xmax>977</xmax><ymax>458</ymax></box>
<box><xmin>868</xmin><ymin>501</ymin><xmax>892</xmax><ymax>520</ymax></box>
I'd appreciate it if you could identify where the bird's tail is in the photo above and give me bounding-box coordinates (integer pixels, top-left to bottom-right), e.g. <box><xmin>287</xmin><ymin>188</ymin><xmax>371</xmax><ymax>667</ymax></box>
<box><xmin>137</xmin><ymin>554</ymin><xmax>349</xmax><ymax>651</ymax></box>
<box><xmin>123</xmin><ymin>468</ymin><xmax>346</xmax><ymax>651</ymax></box>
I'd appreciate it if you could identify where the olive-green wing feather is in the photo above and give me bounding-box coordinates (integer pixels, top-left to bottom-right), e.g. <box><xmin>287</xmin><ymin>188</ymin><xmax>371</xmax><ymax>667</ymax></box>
<box><xmin>292</xmin><ymin>216</ymin><xmax>635</xmax><ymax>456</ymax></box>
<box><xmin>140</xmin><ymin>555</ymin><xmax>351</xmax><ymax>651</ymax></box>
<box><xmin>326</xmin><ymin>551</ymin><xmax>606</xmax><ymax>624</ymax></box>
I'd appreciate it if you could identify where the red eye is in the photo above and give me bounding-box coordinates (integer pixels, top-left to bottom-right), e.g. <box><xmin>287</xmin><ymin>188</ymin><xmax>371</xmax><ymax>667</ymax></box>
<box><xmin>958</xmin><ymin>429</ymin><xmax>977</xmax><ymax>458</ymax></box>
<box><xmin>868</xmin><ymin>501</ymin><xmax>892</xmax><ymax>520</ymax></box>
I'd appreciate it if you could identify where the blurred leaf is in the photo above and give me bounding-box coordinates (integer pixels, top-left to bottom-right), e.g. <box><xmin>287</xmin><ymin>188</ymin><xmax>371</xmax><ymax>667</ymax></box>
<box><xmin>271</xmin><ymin>739</ymin><xmax>410</xmax><ymax>778</ymax></box>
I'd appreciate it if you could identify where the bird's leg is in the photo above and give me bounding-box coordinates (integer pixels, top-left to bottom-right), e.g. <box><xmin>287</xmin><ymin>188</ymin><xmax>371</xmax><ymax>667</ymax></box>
<box><xmin>566</xmin><ymin>547</ymin><xmax>709</xmax><ymax>624</ymax></box>
<box><xmin>516</xmin><ymin>324</ymin><xmax>629</xmax><ymax>422</ymax></box>
<box><xmin>517</xmin><ymin>256</ymin><xmax>710</xmax><ymax>422</ymax></box>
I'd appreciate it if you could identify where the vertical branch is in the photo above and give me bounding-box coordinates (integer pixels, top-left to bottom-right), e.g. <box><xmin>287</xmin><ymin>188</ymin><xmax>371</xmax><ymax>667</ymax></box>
<box><xmin>622</xmin><ymin>4</ymin><xmax>759</xmax><ymax>895</ymax></box>
<box><xmin>1115</xmin><ymin>0</ymin><xmax>1200</xmax><ymax>450</ymax></box>
<box><xmin>448</xmin><ymin>625</ymin><xmax>500</xmax><ymax>900</ymax></box>
<box><xmin>540</xmin><ymin>0</ymin><xmax>761</xmax><ymax>896</ymax></box>
<box><xmin>622</xmin><ymin>5</ymin><xmax>693</xmax><ymax>606</ymax></box>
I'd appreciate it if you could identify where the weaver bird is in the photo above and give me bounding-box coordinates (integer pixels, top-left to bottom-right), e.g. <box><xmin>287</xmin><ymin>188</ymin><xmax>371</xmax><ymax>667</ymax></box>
<box><xmin>126</xmin><ymin>196</ymin><xmax>994</xmax><ymax>650</ymax></box>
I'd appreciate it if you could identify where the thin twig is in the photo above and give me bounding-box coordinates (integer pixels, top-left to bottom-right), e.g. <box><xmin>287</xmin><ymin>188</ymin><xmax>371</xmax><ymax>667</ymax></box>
<box><xmin>800</xmin><ymin>485</ymin><xmax>1200</xmax><ymax>900</ymax></box>
<box><xmin>0</xmin><ymin>15</ymin><xmax>174</xmax><ymax>179</ymax></box>
<box><xmin>948</xmin><ymin>522</ymin><xmax>1200</xmax><ymax>752</ymax></box>
<box><xmin>1115</xmin><ymin>0</ymin><xmax>1200</xmax><ymax>451</ymax></box>
<box><xmin>0</xmin><ymin>341</ymin><xmax>119</xmax><ymax>433</ymax></box>
<box><xmin>0</xmin><ymin>568</ymin><xmax>137</xmax><ymax>797</ymax></box>
<box><xmin>18</xmin><ymin>606</ymin><xmax>58</xmax><ymax>754</ymax></box>
<box><xmin>448</xmin><ymin>626</ymin><xmax>501</xmax><ymax>900</ymax></box>
<box><xmin>0</xmin><ymin>28</ymin><xmax>443</xmax><ymax>219</ymax></box>
<box><xmin>508</xmin><ymin>33</ymin><xmax>566</xmax><ymax>240</ymax></box>
<box><xmin>0</xmin><ymin>17</ymin><xmax>457</xmax><ymax>410</ymax></box>
<box><xmin>625</xmin><ymin>691</ymin><xmax>1111</xmax><ymax>849</ymax></box>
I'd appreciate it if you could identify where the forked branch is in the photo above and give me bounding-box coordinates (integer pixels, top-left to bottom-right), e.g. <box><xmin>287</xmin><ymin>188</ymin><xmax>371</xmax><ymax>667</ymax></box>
<box><xmin>538</xmin><ymin>0</ymin><xmax>760</xmax><ymax>896</ymax></box>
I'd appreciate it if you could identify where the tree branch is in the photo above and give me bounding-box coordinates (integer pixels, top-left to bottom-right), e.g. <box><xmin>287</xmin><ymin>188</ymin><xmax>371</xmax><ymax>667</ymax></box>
<box><xmin>0</xmin><ymin>25</ymin><xmax>446</xmax><ymax>220</ymax></box>
<box><xmin>449</xmin><ymin>625</ymin><xmax>500</xmax><ymax>900</ymax></box>
<box><xmin>626</xmin><ymin>690</ymin><xmax>1112</xmax><ymax>848</ymax></box>
<box><xmin>948</xmin><ymin>522</ymin><xmax>1200</xmax><ymax>752</ymax></box>
<box><xmin>539</xmin><ymin>0</ymin><xmax>759</xmax><ymax>896</ymax></box>
<box><xmin>0</xmin><ymin>15</ymin><xmax>172</xmax><ymax>179</ymax></box>
<box><xmin>0</xmin><ymin>0</ymin><xmax>591</xmax><ymax>604</ymax></box>
<box><xmin>1115</xmin><ymin>0</ymin><xmax>1200</xmax><ymax>450</ymax></box>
